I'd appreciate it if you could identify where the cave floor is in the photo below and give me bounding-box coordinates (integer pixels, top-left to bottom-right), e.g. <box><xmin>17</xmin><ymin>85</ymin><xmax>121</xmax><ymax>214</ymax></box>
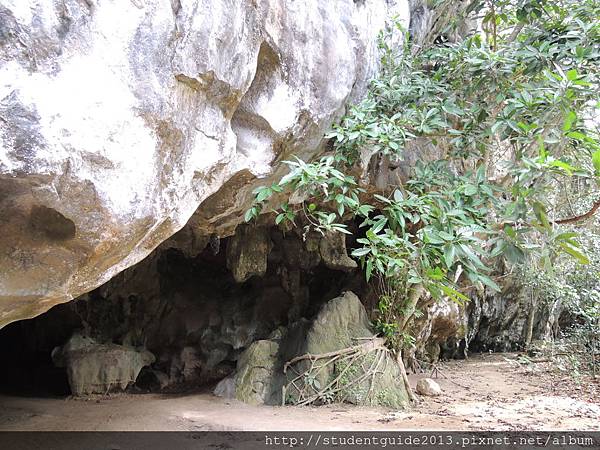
<box><xmin>0</xmin><ymin>353</ymin><xmax>598</xmax><ymax>431</ymax></box>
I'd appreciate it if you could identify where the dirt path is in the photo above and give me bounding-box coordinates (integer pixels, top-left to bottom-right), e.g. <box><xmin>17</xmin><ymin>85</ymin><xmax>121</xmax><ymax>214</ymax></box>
<box><xmin>0</xmin><ymin>353</ymin><xmax>598</xmax><ymax>431</ymax></box>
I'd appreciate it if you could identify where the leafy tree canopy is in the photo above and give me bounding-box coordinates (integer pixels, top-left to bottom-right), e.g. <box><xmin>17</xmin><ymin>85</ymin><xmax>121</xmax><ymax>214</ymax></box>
<box><xmin>246</xmin><ymin>0</ymin><xmax>600</xmax><ymax>348</ymax></box>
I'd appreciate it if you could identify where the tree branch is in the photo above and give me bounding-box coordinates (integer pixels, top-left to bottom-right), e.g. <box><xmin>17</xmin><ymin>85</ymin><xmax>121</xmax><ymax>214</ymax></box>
<box><xmin>554</xmin><ymin>199</ymin><xmax>600</xmax><ymax>225</ymax></box>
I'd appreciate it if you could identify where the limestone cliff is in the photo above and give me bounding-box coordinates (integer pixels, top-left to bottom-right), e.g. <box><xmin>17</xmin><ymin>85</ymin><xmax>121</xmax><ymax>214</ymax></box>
<box><xmin>0</xmin><ymin>0</ymin><xmax>419</xmax><ymax>326</ymax></box>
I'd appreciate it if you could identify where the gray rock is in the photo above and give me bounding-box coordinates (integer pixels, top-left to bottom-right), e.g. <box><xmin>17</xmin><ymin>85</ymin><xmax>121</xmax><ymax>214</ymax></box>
<box><xmin>230</xmin><ymin>339</ymin><xmax>281</xmax><ymax>405</ymax></box>
<box><xmin>467</xmin><ymin>279</ymin><xmax>563</xmax><ymax>352</ymax></box>
<box><xmin>52</xmin><ymin>332</ymin><xmax>155</xmax><ymax>396</ymax></box>
<box><xmin>224</xmin><ymin>291</ymin><xmax>409</xmax><ymax>408</ymax></box>
<box><xmin>289</xmin><ymin>291</ymin><xmax>408</xmax><ymax>408</ymax></box>
<box><xmin>180</xmin><ymin>346</ymin><xmax>202</xmax><ymax>382</ymax></box>
<box><xmin>151</xmin><ymin>370</ymin><xmax>171</xmax><ymax>390</ymax></box>
<box><xmin>416</xmin><ymin>378</ymin><xmax>442</xmax><ymax>397</ymax></box>
<box><xmin>319</xmin><ymin>232</ymin><xmax>358</xmax><ymax>272</ymax></box>
<box><xmin>214</xmin><ymin>375</ymin><xmax>236</xmax><ymax>399</ymax></box>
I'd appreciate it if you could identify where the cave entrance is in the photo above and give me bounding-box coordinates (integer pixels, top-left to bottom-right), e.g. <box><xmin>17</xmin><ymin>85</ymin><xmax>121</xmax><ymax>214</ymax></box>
<box><xmin>0</xmin><ymin>224</ymin><xmax>365</xmax><ymax>398</ymax></box>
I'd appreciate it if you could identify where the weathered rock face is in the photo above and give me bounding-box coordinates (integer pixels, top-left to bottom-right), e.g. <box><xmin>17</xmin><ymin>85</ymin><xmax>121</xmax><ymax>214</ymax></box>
<box><xmin>0</xmin><ymin>0</ymin><xmax>412</xmax><ymax>327</ymax></box>
<box><xmin>223</xmin><ymin>338</ymin><xmax>281</xmax><ymax>405</ymax></box>
<box><xmin>408</xmin><ymin>0</ymin><xmax>476</xmax><ymax>47</ymax></box>
<box><xmin>408</xmin><ymin>297</ymin><xmax>468</xmax><ymax>368</ymax></box>
<box><xmin>468</xmin><ymin>279</ymin><xmax>563</xmax><ymax>353</ymax></box>
<box><xmin>405</xmin><ymin>279</ymin><xmax>564</xmax><ymax>364</ymax></box>
<box><xmin>0</xmin><ymin>221</ymin><xmax>560</xmax><ymax>398</ymax></box>
<box><xmin>319</xmin><ymin>231</ymin><xmax>358</xmax><ymax>272</ymax></box>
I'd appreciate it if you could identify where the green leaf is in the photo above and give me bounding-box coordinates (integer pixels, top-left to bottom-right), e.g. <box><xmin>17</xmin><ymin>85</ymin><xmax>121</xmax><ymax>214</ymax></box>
<box><xmin>393</xmin><ymin>189</ymin><xmax>404</xmax><ymax>202</ymax></box>
<box><xmin>567</xmin><ymin>131</ymin><xmax>587</xmax><ymax>141</ymax></box>
<box><xmin>425</xmin><ymin>231</ymin><xmax>445</xmax><ymax>244</ymax></box>
<box><xmin>459</xmin><ymin>244</ymin><xmax>487</xmax><ymax>270</ymax></box>
<box><xmin>538</xmin><ymin>138</ymin><xmax>547</xmax><ymax>162</ymax></box>
<box><xmin>559</xmin><ymin>242</ymin><xmax>590</xmax><ymax>265</ymax></box>
<box><xmin>554</xmin><ymin>232</ymin><xmax>578</xmax><ymax>242</ymax></box>
<box><xmin>426</xmin><ymin>267</ymin><xmax>445</xmax><ymax>281</ymax></box>
<box><xmin>371</xmin><ymin>217</ymin><xmax>388</xmax><ymax>234</ymax></box>
<box><xmin>408</xmin><ymin>275</ymin><xmax>422</xmax><ymax>284</ymax></box>
<box><xmin>439</xmin><ymin>231</ymin><xmax>454</xmax><ymax>241</ymax></box>
<box><xmin>504</xmin><ymin>243</ymin><xmax>525</xmax><ymax>264</ymax></box>
<box><xmin>477</xmin><ymin>274</ymin><xmax>501</xmax><ymax>292</ymax></box>
<box><xmin>351</xmin><ymin>248</ymin><xmax>371</xmax><ymax>257</ymax></box>
<box><xmin>566</xmin><ymin>68</ymin><xmax>578</xmax><ymax>81</ymax></box>
<box><xmin>244</xmin><ymin>208</ymin><xmax>255</xmax><ymax>223</ymax></box>
<box><xmin>504</xmin><ymin>225</ymin><xmax>517</xmax><ymax>239</ymax></box>
<box><xmin>563</xmin><ymin>111</ymin><xmax>576</xmax><ymax>132</ymax></box>
<box><xmin>549</xmin><ymin>160</ymin><xmax>575</xmax><ymax>175</ymax></box>
<box><xmin>464</xmin><ymin>185</ymin><xmax>478</xmax><ymax>196</ymax></box>
<box><xmin>532</xmin><ymin>201</ymin><xmax>551</xmax><ymax>230</ymax></box>
<box><xmin>275</xmin><ymin>213</ymin><xmax>285</xmax><ymax>225</ymax></box>
<box><xmin>592</xmin><ymin>150</ymin><xmax>600</xmax><ymax>176</ymax></box>
<box><xmin>256</xmin><ymin>187</ymin><xmax>272</xmax><ymax>203</ymax></box>
<box><xmin>331</xmin><ymin>224</ymin><xmax>352</xmax><ymax>235</ymax></box>
<box><xmin>443</xmin><ymin>244</ymin><xmax>456</xmax><ymax>268</ymax></box>
<box><xmin>366</xmin><ymin>260</ymin><xmax>374</xmax><ymax>281</ymax></box>
<box><xmin>439</xmin><ymin>285</ymin><xmax>469</xmax><ymax>305</ymax></box>
<box><xmin>374</xmin><ymin>194</ymin><xmax>391</xmax><ymax>204</ymax></box>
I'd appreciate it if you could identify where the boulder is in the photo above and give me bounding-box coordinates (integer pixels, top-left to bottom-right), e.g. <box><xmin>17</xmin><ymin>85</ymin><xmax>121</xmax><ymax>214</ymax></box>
<box><xmin>287</xmin><ymin>291</ymin><xmax>408</xmax><ymax>408</ymax></box>
<box><xmin>408</xmin><ymin>297</ymin><xmax>468</xmax><ymax>367</ymax></box>
<box><xmin>228</xmin><ymin>339</ymin><xmax>281</xmax><ymax>405</ymax></box>
<box><xmin>220</xmin><ymin>291</ymin><xmax>409</xmax><ymax>408</ymax></box>
<box><xmin>214</xmin><ymin>375</ymin><xmax>236</xmax><ymax>399</ymax></box>
<box><xmin>416</xmin><ymin>378</ymin><xmax>442</xmax><ymax>397</ymax></box>
<box><xmin>52</xmin><ymin>332</ymin><xmax>155</xmax><ymax>396</ymax></box>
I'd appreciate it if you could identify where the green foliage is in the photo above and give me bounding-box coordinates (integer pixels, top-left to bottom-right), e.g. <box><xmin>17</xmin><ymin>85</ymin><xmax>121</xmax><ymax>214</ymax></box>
<box><xmin>246</xmin><ymin>156</ymin><xmax>362</xmax><ymax>237</ymax></box>
<box><xmin>247</xmin><ymin>0</ymin><xmax>600</xmax><ymax>350</ymax></box>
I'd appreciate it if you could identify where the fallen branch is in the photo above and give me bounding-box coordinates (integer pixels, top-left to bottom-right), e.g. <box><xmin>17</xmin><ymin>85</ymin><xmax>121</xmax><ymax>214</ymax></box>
<box><xmin>554</xmin><ymin>199</ymin><xmax>600</xmax><ymax>225</ymax></box>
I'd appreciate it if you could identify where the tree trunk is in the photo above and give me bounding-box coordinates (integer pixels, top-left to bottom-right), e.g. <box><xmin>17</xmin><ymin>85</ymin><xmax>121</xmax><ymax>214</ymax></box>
<box><xmin>396</xmin><ymin>349</ymin><xmax>416</xmax><ymax>403</ymax></box>
<box><xmin>525</xmin><ymin>289</ymin><xmax>536</xmax><ymax>350</ymax></box>
<box><xmin>398</xmin><ymin>283</ymin><xmax>425</xmax><ymax>333</ymax></box>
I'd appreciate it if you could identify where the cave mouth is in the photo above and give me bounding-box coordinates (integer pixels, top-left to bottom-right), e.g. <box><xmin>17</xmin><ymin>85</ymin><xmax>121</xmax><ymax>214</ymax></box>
<box><xmin>0</xmin><ymin>225</ymin><xmax>366</xmax><ymax>398</ymax></box>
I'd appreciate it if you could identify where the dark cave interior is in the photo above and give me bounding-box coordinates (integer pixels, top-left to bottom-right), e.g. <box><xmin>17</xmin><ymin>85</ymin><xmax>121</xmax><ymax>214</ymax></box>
<box><xmin>0</xmin><ymin>226</ymin><xmax>368</xmax><ymax>397</ymax></box>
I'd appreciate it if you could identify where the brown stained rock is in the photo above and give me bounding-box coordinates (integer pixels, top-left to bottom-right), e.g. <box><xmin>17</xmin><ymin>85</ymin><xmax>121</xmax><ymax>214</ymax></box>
<box><xmin>226</xmin><ymin>224</ymin><xmax>271</xmax><ymax>283</ymax></box>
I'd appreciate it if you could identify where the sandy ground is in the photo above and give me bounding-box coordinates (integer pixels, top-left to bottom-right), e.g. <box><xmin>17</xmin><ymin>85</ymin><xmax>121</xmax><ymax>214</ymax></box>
<box><xmin>0</xmin><ymin>353</ymin><xmax>598</xmax><ymax>431</ymax></box>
